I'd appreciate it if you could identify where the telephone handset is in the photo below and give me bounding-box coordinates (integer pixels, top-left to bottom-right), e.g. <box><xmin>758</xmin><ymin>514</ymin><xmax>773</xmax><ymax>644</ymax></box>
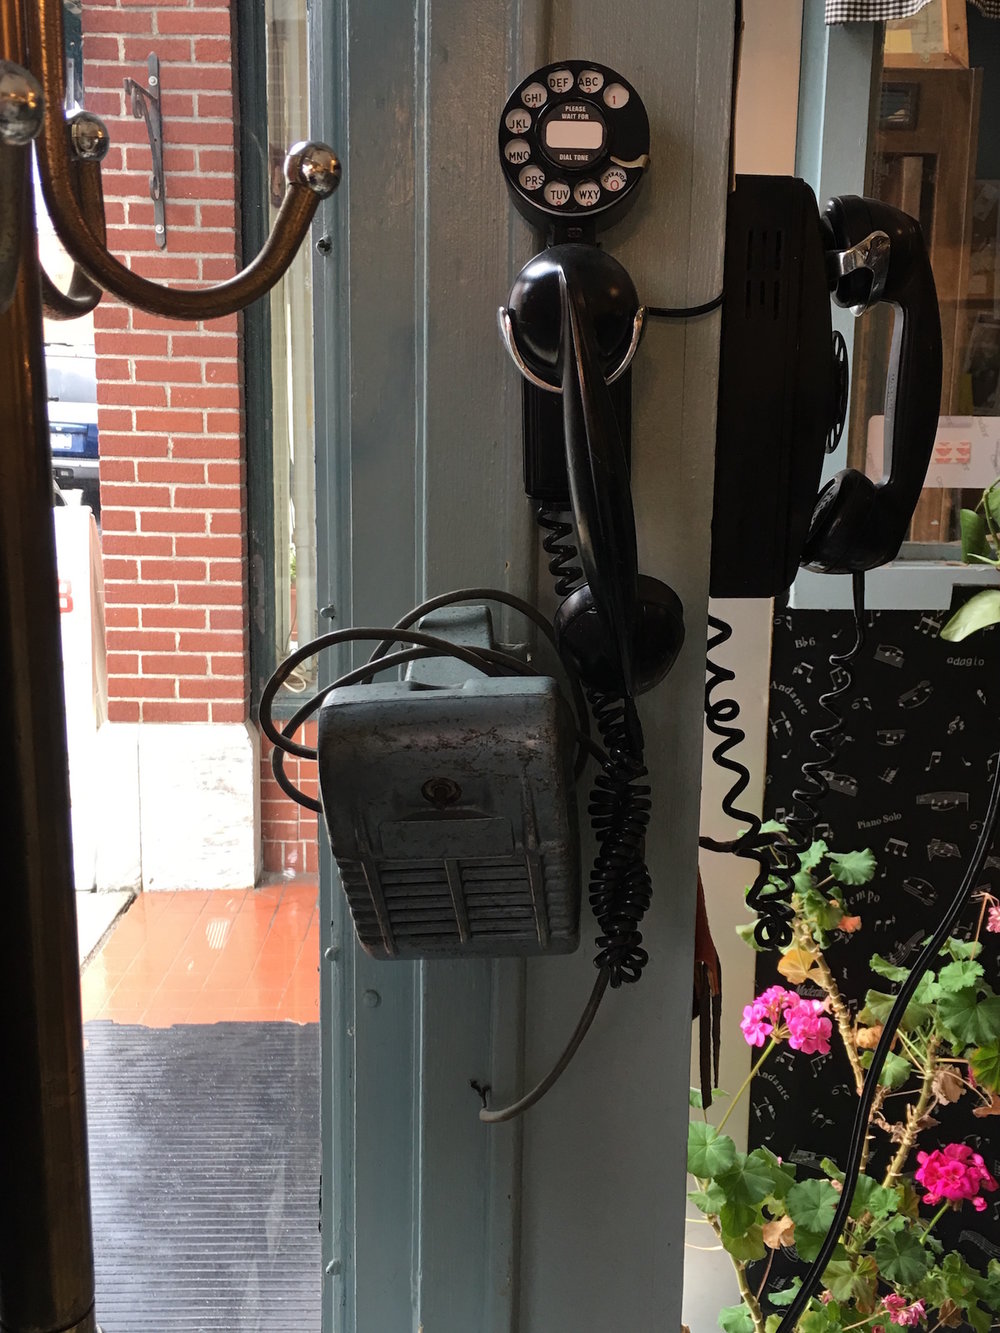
<box><xmin>803</xmin><ymin>195</ymin><xmax>941</xmax><ymax>573</ymax></box>
<box><xmin>709</xmin><ymin>176</ymin><xmax>942</xmax><ymax>597</ymax></box>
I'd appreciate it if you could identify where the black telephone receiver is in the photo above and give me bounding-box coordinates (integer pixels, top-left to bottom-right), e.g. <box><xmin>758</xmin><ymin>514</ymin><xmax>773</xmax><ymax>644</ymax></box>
<box><xmin>710</xmin><ymin>176</ymin><xmax>942</xmax><ymax>597</ymax></box>
<box><xmin>498</xmin><ymin>61</ymin><xmax>683</xmax><ymax>699</ymax></box>
<box><xmin>803</xmin><ymin>195</ymin><xmax>941</xmax><ymax>574</ymax></box>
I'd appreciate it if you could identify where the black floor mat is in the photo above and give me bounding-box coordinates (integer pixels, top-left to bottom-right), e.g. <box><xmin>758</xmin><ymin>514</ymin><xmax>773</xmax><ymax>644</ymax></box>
<box><xmin>84</xmin><ymin>1021</ymin><xmax>321</xmax><ymax>1332</ymax></box>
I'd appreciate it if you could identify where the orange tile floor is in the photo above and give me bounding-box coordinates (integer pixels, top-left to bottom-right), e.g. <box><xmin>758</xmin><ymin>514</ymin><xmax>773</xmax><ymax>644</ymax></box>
<box><xmin>80</xmin><ymin>881</ymin><xmax>320</xmax><ymax>1026</ymax></box>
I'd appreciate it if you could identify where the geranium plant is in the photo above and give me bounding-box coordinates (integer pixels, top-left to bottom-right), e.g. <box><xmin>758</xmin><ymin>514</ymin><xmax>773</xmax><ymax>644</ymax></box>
<box><xmin>688</xmin><ymin>830</ymin><xmax>1000</xmax><ymax>1333</ymax></box>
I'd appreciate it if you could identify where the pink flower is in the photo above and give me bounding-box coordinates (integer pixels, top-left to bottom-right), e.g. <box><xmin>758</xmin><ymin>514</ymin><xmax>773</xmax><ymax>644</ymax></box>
<box><xmin>784</xmin><ymin>995</ymin><xmax>833</xmax><ymax>1056</ymax></box>
<box><xmin>740</xmin><ymin>1001</ymin><xmax>772</xmax><ymax>1047</ymax></box>
<box><xmin>739</xmin><ymin>986</ymin><xmax>792</xmax><ymax>1048</ymax></box>
<box><xmin>881</xmin><ymin>1296</ymin><xmax>925</xmax><ymax>1326</ymax></box>
<box><xmin>758</xmin><ymin>985</ymin><xmax>792</xmax><ymax>1019</ymax></box>
<box><xmin>987</xmin><ymin>904</ymin><xmax>1000</xmax><ymax>933</ymax></box>
<box><xmin>914</xmin><ymin>1143</ymin><xmax>998</xmax><ymax>1212</ymax></box>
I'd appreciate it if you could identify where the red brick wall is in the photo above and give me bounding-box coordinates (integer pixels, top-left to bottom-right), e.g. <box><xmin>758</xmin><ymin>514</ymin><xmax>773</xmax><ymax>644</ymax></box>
<box><xmin>83</xmin><ymin>0</ymin><xmax>247</xmax><ymax>726</ymax></box>
<box><xmin>261</xmin><ymin>723</ymin><xmax>319</xmax><ymax>876</ymax></box>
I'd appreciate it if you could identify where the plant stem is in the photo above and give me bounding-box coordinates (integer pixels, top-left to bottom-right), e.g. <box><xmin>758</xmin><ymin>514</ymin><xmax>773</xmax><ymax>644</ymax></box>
<box><xmin>859</xmin><ymin>1085</ymin><xmax>889</xmax><ymax>1176</ymax></box>
<box><xmin>717</xmin><ymin>1039</ymin><xmax>778</xmax><ymax>1136</ymax></box>
<box><xmin>883</xmin><ymin>1036</ymin><xmax>940</xmax><ymax>1189</ymax></box>
<box><xmin>793</xmin><ymin>918</ymin><xmax>865</xmax><ymax>1094</ymax></box>
<box><xmin>707</xmin><ymin>1216</ymin><xmax>766</xmax><ymax>1333</ymax></box>
<box><xmin>920</xmin><ymin>1201</ymin><xmax>950</xmax><ymax>1245</ymax></box>
<box><xmin>757</xmin><ymin>1247</ymin><xmax>778</xmax><ymax>1301</ymax></box>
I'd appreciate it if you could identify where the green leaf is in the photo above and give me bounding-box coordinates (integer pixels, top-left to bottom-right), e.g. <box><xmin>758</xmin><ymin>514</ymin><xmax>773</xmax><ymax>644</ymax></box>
<box><xmin>966</xmin><ymin>1301</ymin><xmax>992</xmax><ymax>1333</ymax></box>
<box><xmin>940</xmin><ymin>589</ymin><xmax>1000</xmax><ymax>642</ymax></box>
<box><xmin>937</xmin><ymin>959</ymin><xmax>986</xmax><ymax>993</ymax></box>
<box><xmin>878</xmin><ymin>1050</ymin><xmax>913</xmax><ymax>1090</ymax></box>
<box><xmin>969</xmin><ymin>1043</ymin><xmax>1000</xmax><ymax>1092</ymax></box>
<box><xmin>982</xmin><ymin>481</ymin><xmax>1000</xmax><ymax>527</ymax></box>
<box><xmin>718</xmin><ymin>1304</ymin><xmax>755</xmax><ymax>1333</ymax></box>
<box><xmin>850</xmin><ymin>1174</ymin><xmax>899</xmax><ymax>1221</ymax></box>
<box><xmin>690</xmin><ymin>1086</ymin><xmax>704</xmax><ymax>1109</ymax></box>
<box><xmin>749</xmin><ymin>1146</ymin><xmax>796</xmax><ymax>1199</ymax></box>
<box><xmin>859</xmin><ymin>988</ymin><xmax>933</xmax><ymax>1032</ymax></box>
<box><xmin>717</xmin><ymin>1150</ymin><xmax>777</xmax><ymax>1208</ymax></box>
<box><xmin>725</xmin><ymin>1224</ymin><xmax>766</xmax><ymax>1263</ymax></box>
<box><xmin>689</xmin><ymin>1181</ymin><xmax>727</xmax><ymax>1215</ymax></box>
<box><xmin>822</xmin><ymin>1254</ymin><xmax>878</xmax><ymax>1306</ymax></box>
<box><xmin>719</xmin><ymin>1200</ymin><xmax>758</xmax><ymax>1238</ymax></box>
<box><xmin>944</xmin><ymin>937</ymin><xmax>983</xmax><ymax>963</ymax></box>
<box><xmin>767</xmin><ymin>1281</ymin><xmax>801</xmax><ymax>1308</ymax></box>
<box><xmin>799</xmin><ymin>1312</ymin><xmax>834</xmax><ymax>1333</ymax></box>
<box><xmin>793</xmin><ymin>869</ymin><xmax>815</xmax><ymax>895</ymax></box>
<box><xmin>765</xmin><ymin>1317</ymin><xmax>782</xmax><ymax>1333</ymax></box>
<box><xmin>937</xmin><ymin>988</ymin><xmax>1000</xmax><ymax>1048</ymax></box>
<box><xmin>820</xmin><ymin>1157</ymin><xmax>845</xmax><ymax>1183</ymax></box>
<box><xmin>786</xmin><ymin>1178</ymin><xmax>839</xmax><ymax>1234</ymax></box>
<box><xmin>798</xmin><ymin>840</ymin><xmax>828</xmax><ymax>873</ymax></box>
<box><xmin>826</xmin><ymin>848</ymin><xmax>877</xmax><ymax>885</ymax></box>
<box><xmin>913</xmin><ymin>971</ymin><xmax>942</xmax><ymax>1004</ymax></box>
<box><xmin>961</xmin><ymin>507</ymin><xmax>993</xmax><ymax>563</ymax></box>
<box><xmin>736</xmin><ymin>921</ymin><xmax>765</xmax><ymax>952</ymax></box>
<box><xmin>875</xmin><ymin>1227</ymin><xmax>932</xmax><ymax>1285</ymax></box>
<box><xmin>688</xmin><ymin>1122</ymin><xmax>738</xmax><ymax>1179</ymax></box>
<box><xmin>798</xmin><ymin>886</ymin><xmax>845</xmax><ymax>934</ymax></box>
<box><xmin>795</xmin><ymin>1227</ymin><xmax>832</xmax><ymax>1263</ymax></box>
<box><xmin>870</xmin><ymin>953</ymin><xmax>913</xmax><ymax>983</ymax></box>
<box><xmin>759</xmin><ymin>819</ymin><xmax>787</xmax><ymax>835</ymax></box>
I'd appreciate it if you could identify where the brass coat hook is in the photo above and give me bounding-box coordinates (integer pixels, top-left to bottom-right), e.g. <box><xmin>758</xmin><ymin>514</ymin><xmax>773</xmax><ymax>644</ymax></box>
<box><xmin>28</xmin><ymin>0</ymin><xmax>340</xmax><ymax>320</ymax></box>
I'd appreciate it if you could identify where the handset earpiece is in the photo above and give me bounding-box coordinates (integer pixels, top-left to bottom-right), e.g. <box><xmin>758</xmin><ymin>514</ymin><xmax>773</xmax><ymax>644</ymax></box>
<box><xmin>802</xmin><ymin>195</ymin><xmax>942</xmax><ymax>573</ymax></box>
<box><xmin>503</xmin><ymin>244</ymin><xmax>683</xmax><ymax>695</ymax></box>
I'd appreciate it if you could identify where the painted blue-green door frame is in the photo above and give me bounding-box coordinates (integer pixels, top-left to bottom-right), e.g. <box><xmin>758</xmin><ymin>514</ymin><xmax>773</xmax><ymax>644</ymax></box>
<box><xmin>310</xmin><ymin>3</ymin><xmax>735</xmax><ymax>1328</ymax></box>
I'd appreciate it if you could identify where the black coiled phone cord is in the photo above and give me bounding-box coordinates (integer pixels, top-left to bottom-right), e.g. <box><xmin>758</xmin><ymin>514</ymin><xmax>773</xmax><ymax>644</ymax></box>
<box><xmin>587</xmin><ymin>689</ymin><xmax>653</xmax><ymax>986</ymax></box>
<box><xmin>700</xmin><ymin>575</ymin><xmax>866</xmax><ymax>949</ymax></box>
<box><xmin>699</xmin><ymin>615</ymin><xmax>785</xmax><ymax>944</ymax></box>
<box><xmin>536</xmin><ymin>507</ymin><xmax>655</xmax><ymax>987</ymax></box>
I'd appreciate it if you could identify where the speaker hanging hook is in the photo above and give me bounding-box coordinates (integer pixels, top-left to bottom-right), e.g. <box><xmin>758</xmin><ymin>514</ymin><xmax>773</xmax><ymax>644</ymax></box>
<box><xmin>123</xmin><ymin>52</ymin><xmax>167</xmax><ymax>249</ymax></box>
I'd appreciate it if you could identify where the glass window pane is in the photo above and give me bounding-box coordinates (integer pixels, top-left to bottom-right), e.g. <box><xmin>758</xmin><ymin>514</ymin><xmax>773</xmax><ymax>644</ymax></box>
<box><xmin>850</xmin><ymin>2</ymin><xmax>1000</xmax><ymax>556</ymax></box>
<box><xmin>265</xmin><ymin>0</ymin><xmax>317</xmax><ymax>691</ymax></box>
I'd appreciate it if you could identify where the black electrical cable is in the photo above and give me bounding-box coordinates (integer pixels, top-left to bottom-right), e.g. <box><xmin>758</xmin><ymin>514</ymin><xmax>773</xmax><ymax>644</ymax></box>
<box><xmin>479</xmin><ymin>969</ymin><xmax>610</xmax><ymax>1123</ymax></box>
<box><xmin>776</xmin><ymin>736</ymin><xmax>1000</xmax><ymax>1331</ymax></box>
<box><xmin>646</xmin><ymin>293</ymin><xmax>724</xmax><ymax>321</ymax></box>
<box><xmin>259</xmin><ymin>584</ymin><xmax>623</xmax><ymax>1122</ymax></box>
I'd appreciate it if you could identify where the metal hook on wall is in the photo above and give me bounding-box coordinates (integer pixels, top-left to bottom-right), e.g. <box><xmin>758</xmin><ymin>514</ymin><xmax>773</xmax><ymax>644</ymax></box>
<box><xmin>123</xmin><ymin>52</ymin><xmax>166</xmax><ymax>249</ymax></box>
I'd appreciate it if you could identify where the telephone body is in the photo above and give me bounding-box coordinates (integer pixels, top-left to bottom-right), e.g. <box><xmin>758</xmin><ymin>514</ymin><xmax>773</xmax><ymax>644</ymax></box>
<box><xmin>710</xmin><ymin>174</ymin><xmax>942</xmax><ymax>597</ymax></box>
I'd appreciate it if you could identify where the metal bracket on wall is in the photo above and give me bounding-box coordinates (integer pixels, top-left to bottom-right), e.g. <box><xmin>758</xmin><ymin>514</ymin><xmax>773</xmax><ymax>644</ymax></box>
<box><xmin>124</xmin><ymin>52</ymin><xmax>166</xmax><ymax>248</ymax></box>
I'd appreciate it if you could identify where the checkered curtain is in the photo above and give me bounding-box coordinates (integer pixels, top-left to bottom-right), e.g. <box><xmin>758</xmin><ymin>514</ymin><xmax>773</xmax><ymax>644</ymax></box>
<box><xmin>826</xmin><ymin>0</ymin><xmax>1000</xmax><ymax>19</ymax></box>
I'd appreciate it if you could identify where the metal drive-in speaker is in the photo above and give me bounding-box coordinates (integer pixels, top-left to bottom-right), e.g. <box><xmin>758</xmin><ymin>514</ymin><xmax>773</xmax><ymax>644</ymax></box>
<box><xmin>317</xmin><ymin>607</ymin><xmax>580</xmax><ymax>960</ymax></box>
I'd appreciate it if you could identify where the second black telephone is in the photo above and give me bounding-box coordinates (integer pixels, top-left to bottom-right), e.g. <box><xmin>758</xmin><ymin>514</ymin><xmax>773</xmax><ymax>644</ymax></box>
<box><xmin>710</xmin><ymin>174</ymin><xmax>942</xmax><ymax>597</ymax></box>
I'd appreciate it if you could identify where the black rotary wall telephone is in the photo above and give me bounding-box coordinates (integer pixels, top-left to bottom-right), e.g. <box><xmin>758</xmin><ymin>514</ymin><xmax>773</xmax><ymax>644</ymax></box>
<box><xmin>710</xmin><ymin>174</ymin><xmax>942</xmax><ymax>596</ymax></box>
<box><xmin>497</xmin><ymin>60</ymin><xmax>683</xmax><ymax>701</ymax></box>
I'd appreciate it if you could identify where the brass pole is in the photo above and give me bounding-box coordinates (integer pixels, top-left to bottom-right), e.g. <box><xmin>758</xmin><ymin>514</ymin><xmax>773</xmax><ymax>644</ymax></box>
<box><xmin>0</xmin><ymin>10</ymin><xmax>98</xmax><ymax>1332</ymax></box>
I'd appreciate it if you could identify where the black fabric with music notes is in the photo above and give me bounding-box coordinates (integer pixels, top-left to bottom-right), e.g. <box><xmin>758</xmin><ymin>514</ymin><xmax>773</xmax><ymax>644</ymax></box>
<box><xmin>752</xmin><ymin>596</ymin><xmax>1000</xmax><ymax>1272</ymax></box>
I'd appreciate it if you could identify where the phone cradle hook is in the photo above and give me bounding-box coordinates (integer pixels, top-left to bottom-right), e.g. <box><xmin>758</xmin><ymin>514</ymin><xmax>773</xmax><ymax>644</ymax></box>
<box><xmin>498</xmin><ymin>304</ymin><xmax>646</xmax><ymax>393</ymax></box>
